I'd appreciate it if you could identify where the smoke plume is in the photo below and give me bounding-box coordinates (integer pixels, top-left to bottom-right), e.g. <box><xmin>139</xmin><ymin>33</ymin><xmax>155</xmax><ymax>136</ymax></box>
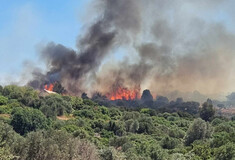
<box><xmin>29</xmin><ymin>0</ymin><xmax>235</xmax><ymax>99</ymax></box>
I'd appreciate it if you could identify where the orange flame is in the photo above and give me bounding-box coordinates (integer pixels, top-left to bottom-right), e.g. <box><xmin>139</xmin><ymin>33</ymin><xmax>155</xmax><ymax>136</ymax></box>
<box><xmin>44</xmin><ymin>84</ymin><xmax>54</xmax><ymax>91</ymax></box>
<box><xmin>107</xmin><ymin>87</ymin><xmax>140</xmax><ymax>100</ymax></box>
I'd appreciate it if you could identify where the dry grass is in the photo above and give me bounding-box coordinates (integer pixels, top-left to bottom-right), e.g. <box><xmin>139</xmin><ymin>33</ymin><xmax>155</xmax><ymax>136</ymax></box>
<box><xmin>57</xmin><ymin>115</ymin><xmax>74</xmax><ymax>121</ymax></box>
<box><xmin>0</xmin><ymin>114</ymin><xmax>10</xmax><ymax>118</ymax></box>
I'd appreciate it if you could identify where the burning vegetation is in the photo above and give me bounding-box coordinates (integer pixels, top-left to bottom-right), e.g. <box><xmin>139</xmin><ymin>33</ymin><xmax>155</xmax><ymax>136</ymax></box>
<box><xmin>107</xmin><ymin>87</ymin><xmax>140</xmax><ymax>100</ymax></box>
<box><xmin>44</xmin><ymin>84</ymin><xmax>54</xmax><ymax>92</ymax></box>
<box><xmin>2</xmin><ymin>1</ymin><xmax>235</xmax><ymax>160</ymax></box>
<box><xmin>43</xmin><ymin>82</ymin><xmax>66</xmax><ymax>95</ymax></box>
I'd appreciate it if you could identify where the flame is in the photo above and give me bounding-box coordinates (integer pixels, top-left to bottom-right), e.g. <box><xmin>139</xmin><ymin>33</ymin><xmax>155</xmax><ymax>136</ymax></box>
<box><xmin>107</xmin><ymin>87</ymin><xmax>140</xmax><ymax>100</ymax></box>
<box><xmin>44</xmin><ymin>84</ymin><xmax>54</xmax><ymax>91</ymax></box>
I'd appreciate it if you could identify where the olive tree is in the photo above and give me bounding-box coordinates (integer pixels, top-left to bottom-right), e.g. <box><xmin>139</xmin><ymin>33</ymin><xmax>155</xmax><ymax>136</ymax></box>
<box><xmin>184</xmin><ymin>118</ymin><xmax>213</xmax><ymax>146</ymax></box>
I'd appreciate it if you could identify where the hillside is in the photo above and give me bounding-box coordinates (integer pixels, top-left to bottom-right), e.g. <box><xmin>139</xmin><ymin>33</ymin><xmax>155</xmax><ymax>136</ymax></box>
<box><xmin>0</xmin><ymin>85</ymin><xmax>235</xmax><ymax>160</ymax></box>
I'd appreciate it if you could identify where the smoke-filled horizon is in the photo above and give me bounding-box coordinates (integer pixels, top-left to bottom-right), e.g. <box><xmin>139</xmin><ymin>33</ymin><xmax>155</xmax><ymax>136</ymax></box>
<box><xmin>27</xmin><ymin>0</ymin><xmax>235</xmax><ymax>101</ymax></box>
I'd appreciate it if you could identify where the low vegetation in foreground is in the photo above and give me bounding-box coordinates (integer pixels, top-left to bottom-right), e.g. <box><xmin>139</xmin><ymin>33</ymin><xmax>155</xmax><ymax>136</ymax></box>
<box><xmin>0</xmin><ymin>85</ymin><xmax>235</xmax><ymax>160</ymax></box>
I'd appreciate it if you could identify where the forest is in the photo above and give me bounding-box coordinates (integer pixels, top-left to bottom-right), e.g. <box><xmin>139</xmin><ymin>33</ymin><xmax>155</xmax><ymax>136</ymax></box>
<box><xmin>0</xmin><ymin>85</ymin><xmax>234</xmax><ymax>160</ymax></box>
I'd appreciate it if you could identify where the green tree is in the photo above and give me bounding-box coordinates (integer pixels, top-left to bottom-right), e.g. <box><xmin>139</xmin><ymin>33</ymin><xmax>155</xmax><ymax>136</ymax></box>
<box><xmin>109</xmin><ymin>108</ymin><xmax>122</xmax><ymax>119</ymax></box>
<box><xmin>16</xmin><ymin>130</ymin><xmax>99</xmax><ymax>160</ymax></box>
<box><xmin>71</xmin><ymin>96</ymin><xmax>83</xmax><ymax>110</ymax></box>
<box><xmin>19</xmin><ymin>86</ymin><xmax>39</xmax><ymax>107</ymax></box>
<box><xmin>231</xmin><ymin>116</ymin><xmax>235</xmax><ymax>121</ymax></box>
<box><xmin>0</xmin><ymin>147</ymin><xmax>15</xmax><ymax>160</ymax></box>
<box><xmin>0</xmin><ymin>96</ymin><xmax>8</xmax><ymax>105</ymax></box>
<box><xmin>149</xmin><ymin>143</ymin><xmax>168</xmax><ymax>160</ymax></box>
<box><xmin>2</xmin><ymin>85</ymin><xmax>24</xmax><ymax>100</ymax></box>
<box><xmin>191</xmin><ymin>141</ymin><xmax>212</xmax><ymax>160</ymax></box>
<box><xmin>137</xmin><ymin>116</ymin><xmax>155</xmax><ymax>134</ymax></box>
<box><xmin>212</xmin><ymin>132</ymin><xmax>230</xmax><ymax>148</ymax></box>
<box><xmin>161</xmin><ymin>136</ymin><xmax>178</xmax><ymax>149</ymax></box>
<box><xmin>200</xmin><ymin>100</ymin><xmax>215</xmax><ymax>121</ymax></box>
<box><xmin>10</xmin><ymin>107</ymin><xmax>49</xmax><ymax>135</ymax></box>
<box><xmin>130</xmin><ymin>120</ymin><xmax>139</xmax><ymax>133</ymax></box>
<box><xmin>0</xmin><ymin>121</ymin><xmax>21</xmax><ymax>147</ymax></box>
<box><xmin>74</xmin><ymin>109</ymin><xmax>95</xmax><ymax>119</ymax></box>
<box><xmin>184</xmin><ymin>118</ymin><xmax>213</xmax><ymax>146</ymax></box>
<box><xmin>40</xmin><ymin>95</ymin><xmax>73</xmax><ymax>119</ymax></box>
<box><xmin>214</xmin><ymin>142</ymin><xmax>235</xmax><ymax>160</ymax></box>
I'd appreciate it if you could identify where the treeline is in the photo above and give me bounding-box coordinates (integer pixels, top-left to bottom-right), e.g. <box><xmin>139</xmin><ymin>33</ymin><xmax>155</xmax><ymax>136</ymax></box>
<box><xmin>91</xmin><ymin>90</ymin><xmax>202</xmax><ymax>116</ymax></box>
<box><xmin>0</xmin><ymin>85</ymin><xmax>235</xmax><ymax>160</ymax></box>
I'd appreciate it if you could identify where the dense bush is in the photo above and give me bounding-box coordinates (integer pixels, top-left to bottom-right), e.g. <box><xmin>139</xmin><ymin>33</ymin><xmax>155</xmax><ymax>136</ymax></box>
<box><xmin>0</xmin><ymin>96</ymin><xmax>8</xmax><ymax>105</ymax></box>
<box><xmin>10</xmin><ymin>107</ymin><xmax>49</xmax><ymax>135</ymax></box>
<box><xmin>0</xmin><ymin>85</ymin><xmax>234</xmax><ymax>159</ymax></box>
<box><xmin>40</xmin><ymin>95</ymin><xmax>73</xmax><ymax>119</ymax></box>
<box><xmin>214</xmin><ymin>142</ymin><xmax>235</xmax><ymax>160</ymax></box>
<box><xmin>200</xmin><ymin>101</ymin><xmax>215</xmax><ymax>121</ymax></box>
<box><xmin>184</xmin><ymin>118</ymin><xmax>213</xmax><ymax>146</ymax></box>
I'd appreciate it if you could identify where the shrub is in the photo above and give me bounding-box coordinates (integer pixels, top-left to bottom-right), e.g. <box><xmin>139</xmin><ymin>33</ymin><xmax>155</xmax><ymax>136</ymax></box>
<box><xmin>200</xmin><ymin>101</ymin><xmax>215</xmax><ymax>121</ymax></box>
<box><xmin>169</xmin><ymin>128</ymin><xmax>185</xmax><ymax>138</ymax></box>
<box><xmin>214</xmin><ymin>142</ymin><xmax>235</xmax><ymax>160</ymax></box>
<box><xmin>0</xmin><ymin>96</ymin><xmax>8</xmax><ymax>105</ymax></box>
<box><xmin>74</xmin><ymin>109</ymin><xmax>95</xmax><ymax>119</ymax></box>
<box><xmin>10</xmin><ymin>107</ymin><xmax>49</xmax><ymax>135</ymax></box>
<box><xmin>184</xmin><ymin>118</ymin><xmax>213</xmax><ymax>146</ymax></box>
<box><xmin>161</xmin><ymin>136</ymin><xmax>179</xmax><ymax>149</ymax></box>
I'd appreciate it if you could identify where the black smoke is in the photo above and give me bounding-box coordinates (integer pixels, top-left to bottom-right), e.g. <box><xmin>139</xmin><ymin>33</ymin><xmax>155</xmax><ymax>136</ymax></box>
<box><xmin>28</xmin><ymin>0</ymin><xmax>235</xmax><ymax>100</ymax></box>
<box><xmin>28</xmin><ymin>0</ymin><xmax>142</xmax><ymax>95</ymax></box>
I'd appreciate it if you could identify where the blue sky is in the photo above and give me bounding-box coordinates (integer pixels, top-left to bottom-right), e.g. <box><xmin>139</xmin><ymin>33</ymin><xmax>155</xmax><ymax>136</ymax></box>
<box><xmin>0</xmin><ymin>0</ymin><xmax>90</xmax><ymax>79</ymax></box>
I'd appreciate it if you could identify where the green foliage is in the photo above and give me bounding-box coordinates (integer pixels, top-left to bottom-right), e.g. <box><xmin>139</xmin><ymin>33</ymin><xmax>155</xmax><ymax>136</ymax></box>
<box><xmin>184</xmin><ymin>118</ymin><xmax>213</xmax><ymax>146</ymax></box>
<box><xmin>137</xmin><ymin>116</ymin><xmax>155</xmax><ymax>134</ymax></box>
<box><xmin>0</xmin><ymin>85</ymin><xmax>234</xmax><ymax>159</ymax></box>
<box><xmin>0</xmin><ymin>96</ymin><xmax>8</xmax><ymax>105</ymax></box>
<box><xmin>10</xmin><ymin>107</ymin><xmax>49</xmax><ymax>135</ymax></box>
<box><xmin>71</xmin><ymin>96</ymin><xmax>83</xmax><ymax>110</ymax></box>
<box><xmin>191</xmin><ymin>141</ymin><xmax>212</xmax><ymax>160</ymax></box>
<box><xmin>130</xmin><ymin>120</ymin><xmax>139</xmax><ymax>133</ymax></box>
<box><xmin>231</xmin><ymin>116</ymin><xmax>235</xmax><ymax>121</ymax></box>
<box><xmin>0</xmin><ymin>147</ymin><xmax>15</xmax><ymax>160</ymax></box>
<box><xmin>212</xmin><ymin>132</ymin><xmax>231</xmax><ymax>148</ymax></box>
<box><xmin>3</xmin><ymin>85</ymin><xmax>23</xmax><ymax>99</ymax></box>
<box><xmin>212</xmin><ymin>118</ymin><xmax>224</xmax><ymax>126</ymax></box>
<box><xmin>140</xmin><ymin>108</ymin><xmax>151</xmax><ymax>114</ymax></box>
<box><xmin>74</xmin><ymin>109</ymin><xmax>95</xmax><ymax>119</ymax></box>
<box><xmin>13</xmin><ymin>130</ymin><xmax>99</xmax><ymax>160</ymax></box>
<box><xmin>0</xmin><ymin>105</ymin><xmax>12</xmax><ymax>114</ymax></box>
<box><xmin>73</xmin><ymin>128</ymin><xmax>89</xmax><ymax>139</ymax></box>
<box><xmin>40</xmin><ymin>94</ymin><xmax>73</xmax><ymax>119</ymax></box>
<box><xmin>83</xmin><ymin>99</ymin><xmax>97</xmax><ymax>106</ymax></box>
<box><xmin>214</xmin><ymin>142</ymin><xmax>235</xmax><ymax>160</ymax></box>
<box><xmin>100</xmin><ymin>147</ymin><xmax>126</xmax><ymax>160</ymax></box>
<box><xmin>161</xmin><ymin>136</ymin><xmax>179</xmax><ymax>149</ymax></box>
<box><xmin>200</xmin><ymin>101</ymin><xmax>215</xmax><ymax>121</ymax></box>
<box><xmin>61</xmin><ymin>124</ymin><xmax>80</xmax><ymax>133</ymax></box>
<box><xmin>0</xmin><ymin>121</ymin><xmax>20</xmax><ymax>147</ymax></box>
<box><xmin>109</xmin><ymin>108</ymin><xmax>122</xmax><ymax>119</ymax></box>
<box><xmin>169</xmin><ymin>128</ymin><xmax>185</xmax><ymax>138</ymax></box>
<box><xmin>0</xmin><ymin>85</ymin><xmax>3</xmax><ymax>94</ymax></box>
<box><xmin>149</xmin><ymin>143</ymin><xmax>168</xmax><ymax>160</ymax></box>
<box><xmin>107</xmin><ymin>120</ymin><xmax>126</xmax><ymax>136</ymax></box>
<box><xmin>122</xmin><ymin>111</ymin><xmax>140</xmax><ymax>120</ymax></box>
<box><xmin>110</xmin><ymin>136</ymin><xmax>129</xmax><ymax>148</ymax></box>
<box><xmin>2</xmin><ymin>85</ymin><xmax>39</xmax><ymax>107</ymax></box>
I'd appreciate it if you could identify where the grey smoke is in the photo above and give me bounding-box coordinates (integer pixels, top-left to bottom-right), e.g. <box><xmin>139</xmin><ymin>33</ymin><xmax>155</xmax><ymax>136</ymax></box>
<box><xmin>29</xmin><ymin>0</ymin><xmax>235</xmax><ymax>99</ymax></box>
<box><xmin>29</xmin><ymin>0</ymin><xmax>143</xmax><ymax>94</ymax></box>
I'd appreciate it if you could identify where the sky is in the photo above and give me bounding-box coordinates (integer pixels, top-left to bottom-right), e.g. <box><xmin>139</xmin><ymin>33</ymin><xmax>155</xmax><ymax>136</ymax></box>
<box><xmin>0</xmin><ymin>0</ymin><xmax>90</xmax><ymax>83</ymax></box>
